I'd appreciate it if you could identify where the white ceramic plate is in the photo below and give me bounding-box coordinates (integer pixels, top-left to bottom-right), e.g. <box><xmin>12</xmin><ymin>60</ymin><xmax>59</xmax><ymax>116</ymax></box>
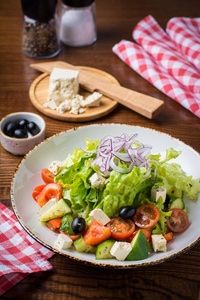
<box><xmin>11</xmin><ymin>124</ymin><xmax>200</xmax><ymax>268</ymax></box>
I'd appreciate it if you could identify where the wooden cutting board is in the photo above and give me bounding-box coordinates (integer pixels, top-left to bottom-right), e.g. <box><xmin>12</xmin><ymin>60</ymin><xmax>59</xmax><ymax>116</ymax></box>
<box><xmin>29</xmin><ymin>66</ymin><xmax>119</xmax><ymax>122</ymax></box>
<box><xmin>30</xmin><ymin>61</ymin><xmax>164</xmax><ymax>119</ymax></box>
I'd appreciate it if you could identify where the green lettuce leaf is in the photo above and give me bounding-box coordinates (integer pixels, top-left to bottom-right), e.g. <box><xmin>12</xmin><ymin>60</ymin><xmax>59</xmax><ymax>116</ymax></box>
<box><xmin>97</xmin><ymin>166</ymin><xmax>150</xmax><ymax>217</ymax></box>
<box><xmin>157</xmin><ymin>162</ymin><xmax>200</xmax><ymax>201</ymax></box>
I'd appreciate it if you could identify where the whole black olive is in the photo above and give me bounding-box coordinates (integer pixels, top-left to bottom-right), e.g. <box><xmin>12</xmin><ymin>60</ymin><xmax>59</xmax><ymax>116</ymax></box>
<box><xmin>27</xmin><ymin>121</ymin><xmax>40</xmax><ymax>136</ymax></box>
<box><xmin>18</xmin><ymin>119</ymin><xmax>28</xmax><ymax>129</ymax></box>
<box><xmin>13</xmin><ymin>128</ymin><xmax>28</xmax><ymax>139</ymax></box>
<box><xmin>119</xmin><ymin>206</ymin><xmax>136</xmax><ymax>219</ymax></box>
<box><xmin>4</xmin><ymin>121</ymin><xmax>17</xmax><ymax>137</ymax></box>
<box><xmin>71</xmin><ymin>217</ymin><xmax>86</xmax><ymax>234</ymax></box>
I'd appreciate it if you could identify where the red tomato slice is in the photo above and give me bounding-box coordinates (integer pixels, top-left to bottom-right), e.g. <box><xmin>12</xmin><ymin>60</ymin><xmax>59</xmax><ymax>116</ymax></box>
<box><xmin>166</xmin><ymin>208</ymin><xmax>189</xmax><ymax>233</ymax></box>
<box><xmin>32</xmin><ymin>184</ymin><xmax>47</xmax><ymax>201</ymax></box>
<box><xmin>36</xmin><ymin>183</ymin><xmax>63</xmax><ymax>207</ymax></box>
<box><xmin>107</xmin><ymin>217</ymin><xmax>135</xmax><ymax>240</ymax></box>
<box><xmin>84</xmin><ymin>221</ymin><xmax>111</xmax><ymax>245</ymax></box>
<box><xmin>127</xmin><ymin>228</ymin><xmax>151</xmax><ymax>243</ymax></box>
<box><xmin>41</xmin><ymin>169</ymin><xmax>55</xmax><ymax>184</ymax></box>
<box><xmin>46</xmin><ymin>218</ymin><xmax>62</xmax><ymax>232</ymax></box>
<box><xmin>133</xmin><ymin>204</ymin><xmax>160</xmax><ymax>228</ymax></box>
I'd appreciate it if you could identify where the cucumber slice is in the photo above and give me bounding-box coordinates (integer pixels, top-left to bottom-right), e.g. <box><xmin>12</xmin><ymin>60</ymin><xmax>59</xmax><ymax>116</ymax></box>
<box><xmin>39</xmin><ymin>198</ymin><xmax>71</xmax><ymax>222</ymax></box>
<box><xmin>96</xmin><ymin>240</ymin><xmax>115</xmax><ymax>260</ymax></box>
<box><xmin>126</xmin><ymin>230</ymin><xmax>152</xmax><ymax>261</ymax></box>
<box><xmin>169</xmin><ymin>198</ymin><xmax>185</xmax><ymax>209</ymax></box>
<box><xmin>60</xmin><ymin>214</ymin><xmax>74</xmax><ymax>234</ymax></box>
<box><xmin>74</xmin><ymin>237</ymin><xmax>96</xmax><ymax>253</ymax></box>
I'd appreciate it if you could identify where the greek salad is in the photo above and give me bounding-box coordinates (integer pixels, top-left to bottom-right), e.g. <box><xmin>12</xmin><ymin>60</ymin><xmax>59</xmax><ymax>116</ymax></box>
<box><xmin>32</xmin><ymin>133</ymin><xmax>200</xmax><ymax>261</ymax></box>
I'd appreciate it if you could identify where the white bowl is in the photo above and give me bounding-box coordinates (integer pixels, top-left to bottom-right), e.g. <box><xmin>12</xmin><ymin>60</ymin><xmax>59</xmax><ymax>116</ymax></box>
<box><xmin>0</xmin><ymin>112</ymin><xmax>46</xmax><ymax>155</ymax></box>
<box><xmin>11</xmin><ymin>124</ymin><xmax>200</xmax><ymax>268</ymax></box>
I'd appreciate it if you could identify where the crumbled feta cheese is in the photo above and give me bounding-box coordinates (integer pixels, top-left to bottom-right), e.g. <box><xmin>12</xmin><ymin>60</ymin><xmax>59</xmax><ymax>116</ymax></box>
<box><xmin>89</xmin><ymin>173</ymin><xmax>106</xmax><ymax>188</ymax></box>
<box><xmin>151</xmin><ymin>187</ymin><xmax>166</xmax><ymax>202</ymax></box>
<box><xmin>54</xmin><ymin>234</ymin><xmax>73</xmax><ymax>250</ymax></box>
<box><xmin>39</xmin><ymin>198</ymin><xmax>58</xmax><ymax>216</ymax></box>
<box><xmin>43</xmin><ymin>99</ymin><xmax>58</xmax><ymax>109</ymax></box>
<box><xmin>151</xmin><ymin>234</ymin><xmax>167</xmax><ymax>252</ymax></box>
<box><xmin>56</xmin><ymin>100</ymin><xmax>72</xmax><ymax>113</ymax></box>
<box><xmin>48</xmin><ymin>68</ymin><xmax>79</xmax><ymax>104</ymax></box>
<box><xmin>81</xmin><ymin>92</ymin><xmax>102</xmax><ymax>107</ymax></box>
<box><xmin>49</xmin><ymin>160</ymin><xmax>62</xmax><ymax>176</ymax></box>
<box><xmin>89</xmin><ymin>208</ymin><xmax>110</xmax><ymax>225</ymax></box>
<box><xmin>110</xmin><ymin>242</ymin><xmax>132</xmax><ymax>261</ymax></box>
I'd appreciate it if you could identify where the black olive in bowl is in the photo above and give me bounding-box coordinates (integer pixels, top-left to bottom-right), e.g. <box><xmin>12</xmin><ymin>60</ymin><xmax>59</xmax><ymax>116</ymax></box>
<box><xmin>0</xmin><ymin>112</ymin><xmax>45</xmax><ymax>155</ymax></box>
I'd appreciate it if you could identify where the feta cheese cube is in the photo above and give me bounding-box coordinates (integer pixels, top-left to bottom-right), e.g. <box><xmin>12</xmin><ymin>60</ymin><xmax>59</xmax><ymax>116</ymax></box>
<box><xmin>151</xmin><ymin>187</ymin><xmax>166</xmax><ymax>203</ymax></box>
<box><xmin>89</xmin><ymin>208</ymin><xmax>110</xmax><ymax>225</ymax></box>
<box><xmin>81</xmin><ymin>92</ymin><xmax>102</xmax><ymax>107</ymax></box>
<box><xmin>54</xmin><ymin>234</ymin><xmax>73</xmax><ymax>250</ymax></box>
<box><xmin>110</xmin><ymin>242</ymin><xmax>132</xmax><ymax>261</ymax></box>
<box><xmin>48</xmin><ymin>68</ymin><xmax>79</xmax><ymax>104</ymax></box>
<box><xmin>151</xmin><ymin>234</ymin><xmax>167</xmax><ymax>252</ymax></box>
<box><xmin>89</xmin><ymin>173</ymin><xmax>106</xmax><ymax>188</ymax></box>
<box><xmin>39</xmin><ymin>198</ymin><xmax>58</xmax><ymax>216</ymax></box>
<box><xmin>49</xmin><ymin>160</ymin><xmax>62</xmax><ymax>176</ymax></box>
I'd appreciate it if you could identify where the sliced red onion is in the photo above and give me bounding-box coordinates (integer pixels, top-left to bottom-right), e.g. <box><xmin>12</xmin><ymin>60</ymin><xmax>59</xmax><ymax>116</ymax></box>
<box><xmin>90</xmin><ymin>133</ymin><xmax>156</xmax><ymax>177</ymax></box>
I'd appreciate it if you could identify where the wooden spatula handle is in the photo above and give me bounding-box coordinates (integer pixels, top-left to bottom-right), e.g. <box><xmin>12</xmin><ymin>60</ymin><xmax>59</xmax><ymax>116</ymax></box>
<box><xmin>30</xmin><ymin>61</ymin><xmax>164</xmax><ymax>118</ymax></box>
<box><xmin>79</xmin><ymin>71</ymin><xmax>164</xmax><ymax>119</ymax></box>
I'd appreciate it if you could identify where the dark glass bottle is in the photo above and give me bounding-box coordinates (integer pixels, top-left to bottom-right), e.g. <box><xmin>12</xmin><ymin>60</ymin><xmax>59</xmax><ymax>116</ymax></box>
<box><xmin>21</xmin><ymin>0</ymin><xmax>60</xmax><ymax>59</ymax></box>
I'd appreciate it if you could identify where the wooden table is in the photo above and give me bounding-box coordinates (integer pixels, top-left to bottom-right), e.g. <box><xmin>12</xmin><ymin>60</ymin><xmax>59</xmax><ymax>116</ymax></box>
<box><xmin>1</xmin><ymin>0</ymin><xmax>200</xmax><ymax>299</ymax></box>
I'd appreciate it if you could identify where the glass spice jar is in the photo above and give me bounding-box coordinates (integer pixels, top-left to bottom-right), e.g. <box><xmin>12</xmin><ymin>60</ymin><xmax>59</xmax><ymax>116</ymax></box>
<box><xmin>21</xmin><ymin>0</ymin><xmax>60</xmax><ymax>59</ymax></box>
<box><xmin>60</xmin><ymin>0</ymin><xmax>97</xmax><ymax>47</ymax></box>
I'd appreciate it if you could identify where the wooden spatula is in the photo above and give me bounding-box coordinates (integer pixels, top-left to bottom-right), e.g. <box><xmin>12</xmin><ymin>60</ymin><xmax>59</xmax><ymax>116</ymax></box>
<box><xmin>30</xmin><ymin>61</ymin><xmax>164</xmax><ymax>119</ymax></box>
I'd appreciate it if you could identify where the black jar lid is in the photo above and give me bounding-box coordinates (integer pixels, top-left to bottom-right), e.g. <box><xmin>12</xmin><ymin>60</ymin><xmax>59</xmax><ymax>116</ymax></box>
<box><xmin>62</xmin><ymin>0</ymin><xmax>94</xmax><ymax>8</ymax></box>
<box><xmin>21</xmin><ymin>0</ymin><xmax>57</xmax><ymax>22</ymax></box>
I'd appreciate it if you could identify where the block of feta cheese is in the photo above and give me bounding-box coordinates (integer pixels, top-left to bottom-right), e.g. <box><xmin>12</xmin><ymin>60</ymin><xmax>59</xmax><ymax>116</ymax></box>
<box><xmin>54</xmin><ymin>234</ymin><xmax>73</xmax><ymax>250</ymax></box>
<box><xmin>151</xmin><ymin>234</ymin><xmax>167</xmax><ymax>252</ymax></box>
<box><xmin>39</xmin><ymin>198</ymin><xmax>58</xmax><ymax>216</ymax></box>
<box><xmin>48</xmin><ymin>68</ymin><xmax>79</xmax><ymax>104</ymax></box>
<box><xmin>110</xmin><ymin>242</ymin><xmax>132</xmax><ymax>261</ymax></box>
<box><xmin>48</xmin><ymin>160</ymin><xmax>62</xmax><ymax>176</ymax></box>
<box><xmin>89</xmin><ymin>173</ymin><xmax>106</xmax><ymax>189</ymax></box>
<box><xmin>151</xmin><ymin>187</ymin><xmax>166</xmax><ymax>203</ymax></box>
<box><xmin>81</xmin><ymin>92</ymin><xmax>102</xmax><ymax>107</ymax></box>
<box><xmin>89</xmin><ymin>208</ymin><xmax>110</xmax><ymax>225</ymax></box>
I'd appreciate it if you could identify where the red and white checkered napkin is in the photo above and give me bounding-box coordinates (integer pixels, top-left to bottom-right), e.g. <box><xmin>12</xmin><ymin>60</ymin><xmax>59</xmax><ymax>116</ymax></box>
<box><xmin>0</xmin><ymin>202</ymin><xmax>54</xmax><ymax>296</ymax></box>
<box><xmin>112</xmin><ymin>15</ymin><xmax>200</xmax><ymax>118</ymax></box>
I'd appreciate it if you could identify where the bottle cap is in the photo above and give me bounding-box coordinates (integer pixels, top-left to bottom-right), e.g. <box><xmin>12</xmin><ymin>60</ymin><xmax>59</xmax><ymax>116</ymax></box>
<box><xmin>21</xmin><ymin>0</ymin><xmax>57</xmax><ymax>22</ymax></box>
<box><xmin>62</xmin><ymin>0</ymin><xmax>94</xmax><ymax>8</ymax></box>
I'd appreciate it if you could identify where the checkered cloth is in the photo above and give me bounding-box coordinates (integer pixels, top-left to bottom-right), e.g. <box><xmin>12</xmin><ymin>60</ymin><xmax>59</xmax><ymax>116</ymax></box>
<box><xmin>0</xmin><ymin>202</ymin><xmax>54</xmax><ymax>296</ymax></box>
<box><xmin>112</xmin><ymin>15</ymin><xmax>200</xmax><ymax>118</ymax></box>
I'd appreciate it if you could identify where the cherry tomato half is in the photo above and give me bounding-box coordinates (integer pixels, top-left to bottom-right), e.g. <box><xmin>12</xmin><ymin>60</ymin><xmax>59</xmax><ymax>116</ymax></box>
<box><xmin>32</xmin><ymin>184</ymin><xmax>47</xmax><ymax>201</ymax></box>
<box><xmin>166</xmin><ymin>208</ymin><xmax>189</xmax><ymax>233</ymax></box>
<box><xmin>41</xmin><ymin>169</ymin><xmax>55</xmax><ymax>184</ymax></box>
<box><xmin>133</xmin><ymin>204</ymin><xmax>160</xmax><ymax>228</ymax></box>
<box><xmin>36</xmin><ymin>183</ymin><xmax>63</xmax><ymax>207</ymax></box>
<box><xmin>107</xmin><ymin>217</ymin><xmax>135</xmax><ymax>240</ymax></box>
